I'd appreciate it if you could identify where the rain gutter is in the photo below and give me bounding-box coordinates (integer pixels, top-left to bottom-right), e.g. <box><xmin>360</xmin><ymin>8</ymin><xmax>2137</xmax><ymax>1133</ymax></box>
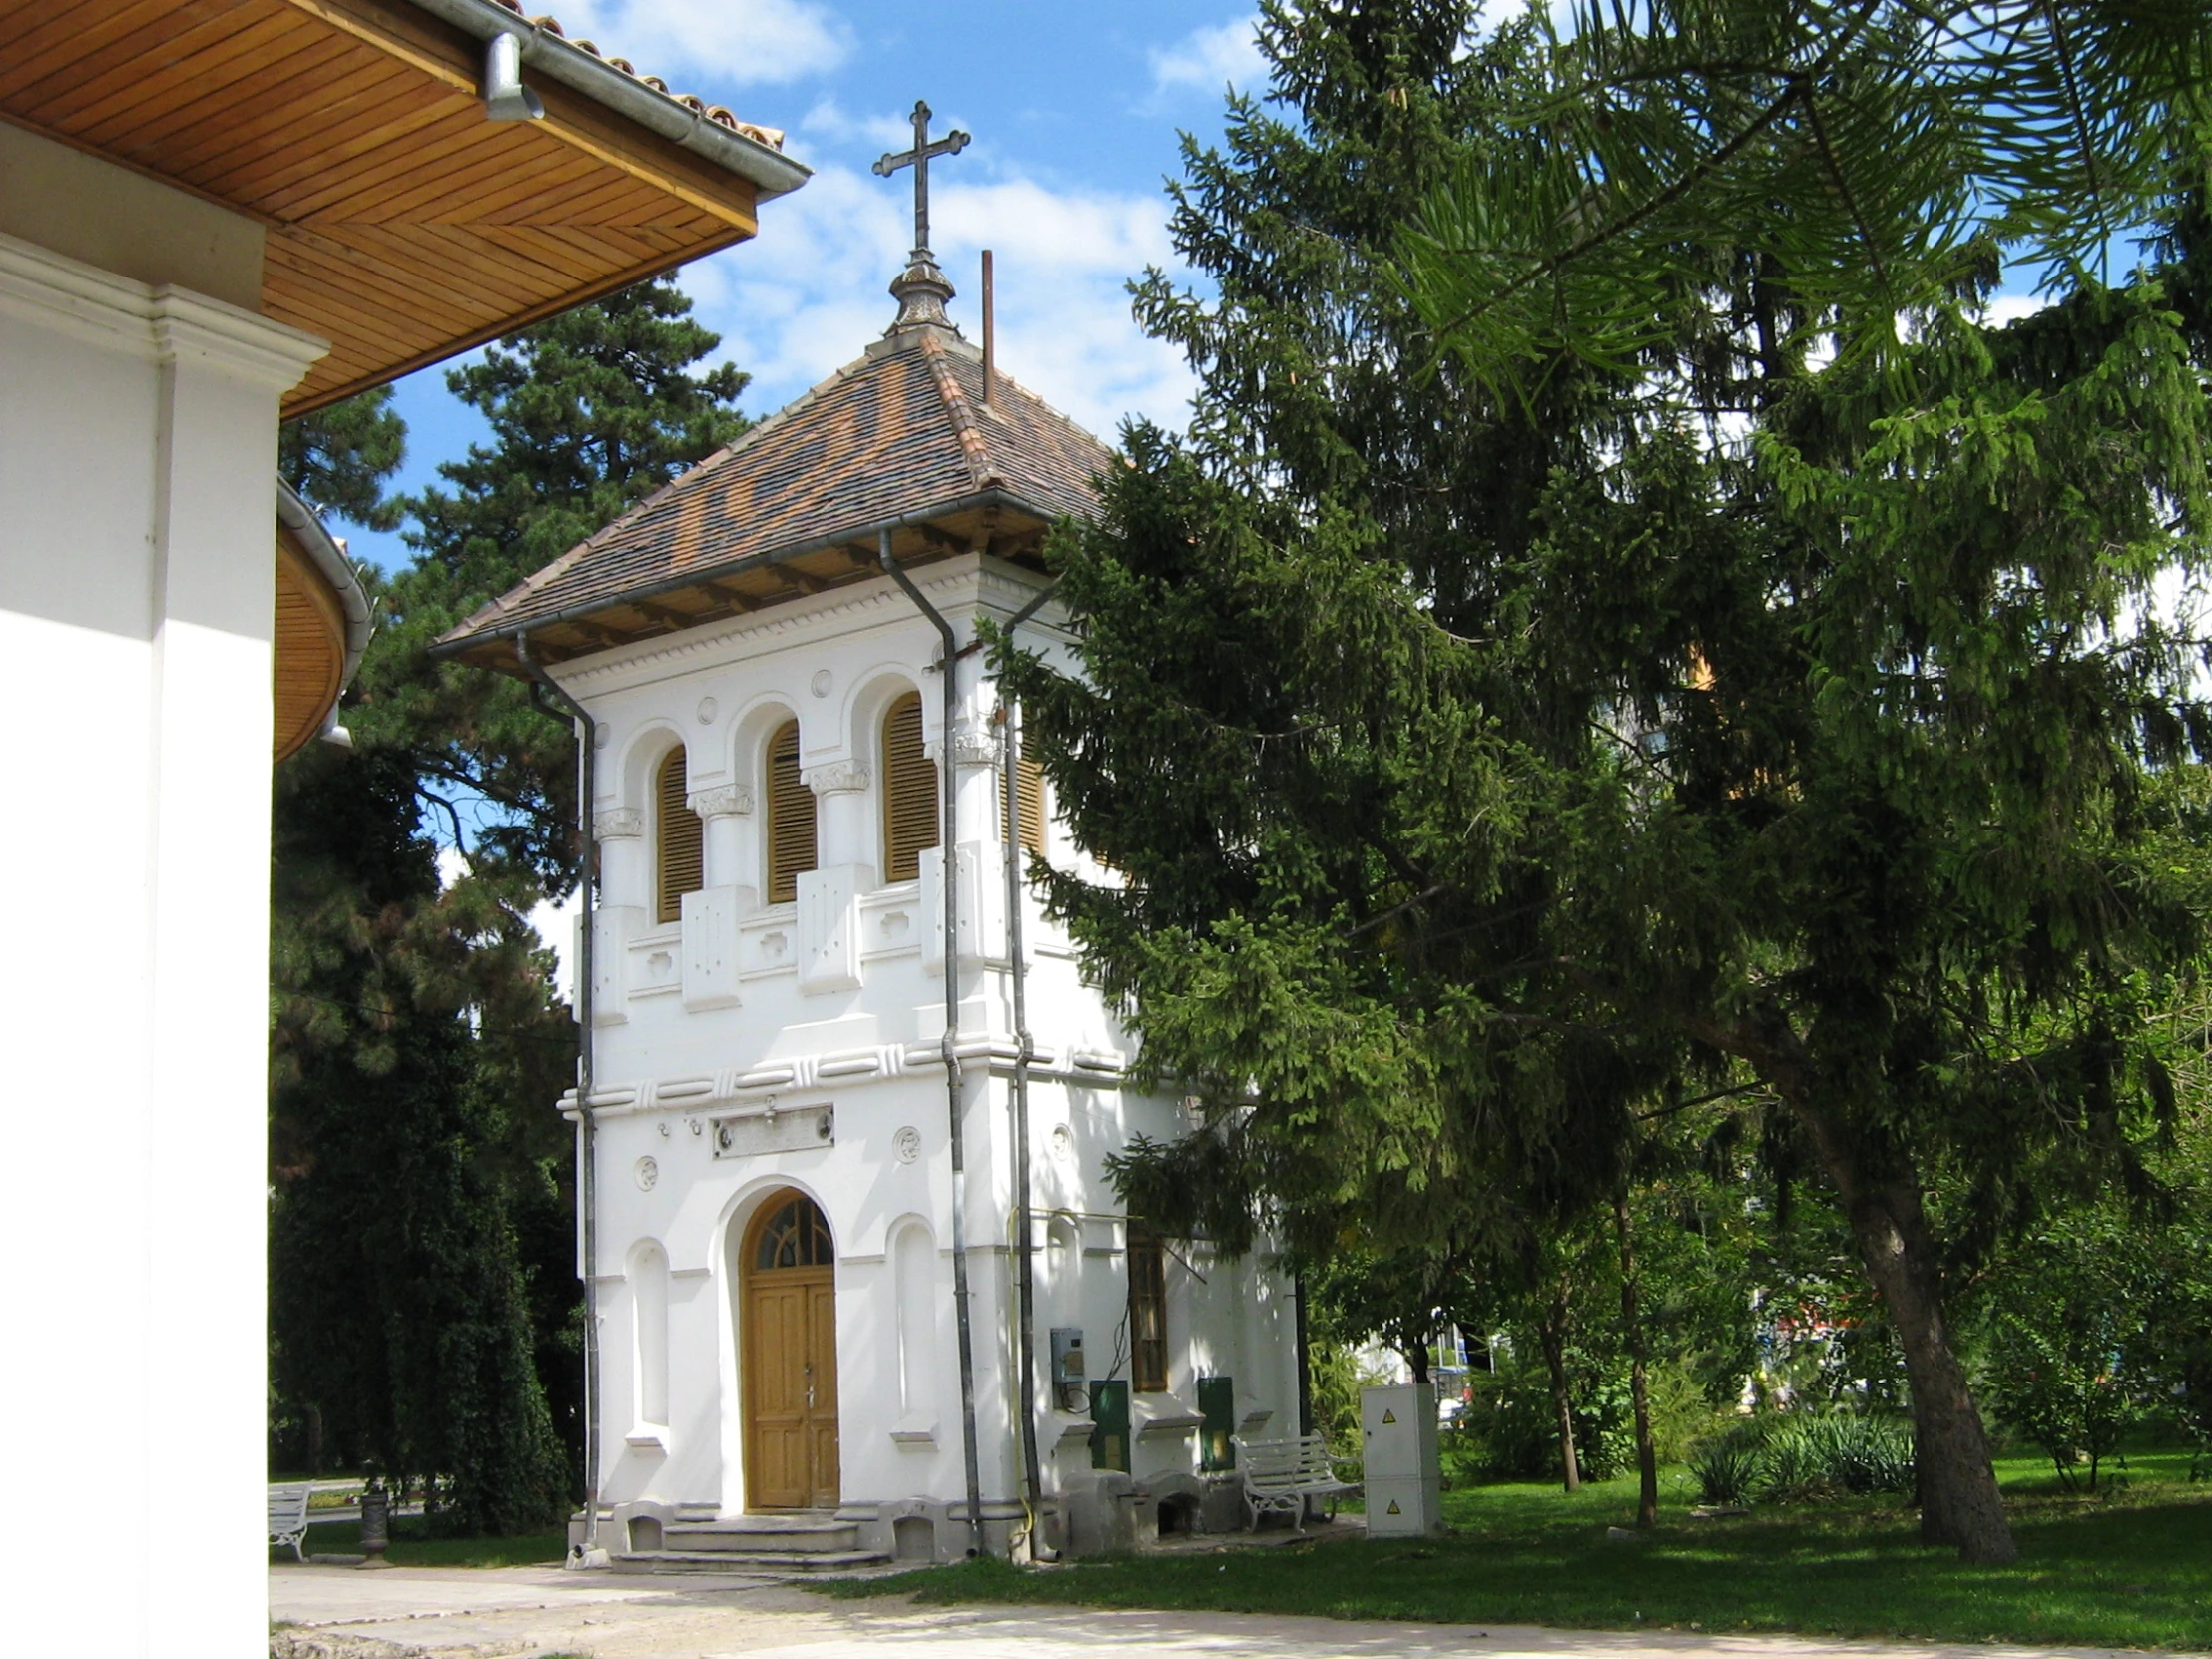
<box><xmin>995</xmin><ymin>575</ymin><xmax>1057</xmax><ymax>1558</ymax></box>
<box><xmin>427</xmin><ymin>490</ymin><xmax>1051</xmax><ymax>666</ymax></box>
<box><xmin>402</xmin><ymin>0</ymin><xmax>811</xmax><ymax>200</ymax></box>
<box><xmin>276</xmin><ymin>478</ymin><xmax>373</xmax><ymax>743</ymax></box>
<box><xmin>877</xmin><ymin>526</ymin><xmax>988</xmax><ymax>1559</ymax></box>
<box><xmin>514</xmin><ymin>633</ymin><xmax>606</xmax><ymax>1565</ymax></box>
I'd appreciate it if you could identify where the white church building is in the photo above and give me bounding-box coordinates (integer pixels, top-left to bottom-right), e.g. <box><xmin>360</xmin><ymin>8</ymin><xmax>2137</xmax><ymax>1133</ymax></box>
<box><xmin>438</xmin><ymin>186</ymin><xmax>1304</xmax><ymax>1565</ymax></box>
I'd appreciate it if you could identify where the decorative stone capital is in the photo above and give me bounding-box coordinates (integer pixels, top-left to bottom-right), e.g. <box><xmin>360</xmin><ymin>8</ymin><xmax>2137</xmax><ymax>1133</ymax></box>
<box><xmin>944</xmin><ymin>724</ymin><xmax>999</xmax><ymax>770</ymax></box>
<box><xmin>803</xmin><ymin>761</ymin><xmax>871</xmax><ymax>795</ymax></box>
<box><xmin>689</xmin><ymin>783</ymin><xmax>754</xmax><ymax>818</ymax></box>
<box><xmin>593</xmin><ymin>807</ymin><xmax>644</xmax><ymax>840</ymax></box>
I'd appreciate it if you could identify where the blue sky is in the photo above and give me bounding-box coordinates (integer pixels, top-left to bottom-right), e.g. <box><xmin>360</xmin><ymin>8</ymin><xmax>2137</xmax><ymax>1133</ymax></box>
<box><xmin>343</xmin><ymin>1</ymin><xmax>1274</xmax><ymax>569</ymax></box>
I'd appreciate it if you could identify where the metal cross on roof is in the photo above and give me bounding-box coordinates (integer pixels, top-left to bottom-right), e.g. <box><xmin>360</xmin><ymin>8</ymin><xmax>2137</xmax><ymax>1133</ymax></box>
<box><xmin>872</xmin><ymin>100</ymin><xmax>970</xmax><ymax>258</ymax></box>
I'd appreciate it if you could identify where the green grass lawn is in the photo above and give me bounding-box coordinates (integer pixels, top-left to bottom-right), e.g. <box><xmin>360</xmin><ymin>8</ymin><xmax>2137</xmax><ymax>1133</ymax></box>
<box><xmin>829</xmin><ymin>1449</ymin><xmax>2212</xmax><ymax>1649</ymax></box>
<box><xmin>275</xmin><ymin>1515</ymin><xmax>568</xmax><ymax>1569</ymax></box>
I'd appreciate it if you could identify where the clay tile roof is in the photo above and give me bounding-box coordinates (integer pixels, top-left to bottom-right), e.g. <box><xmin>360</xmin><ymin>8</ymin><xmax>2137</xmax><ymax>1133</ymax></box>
<box><xmin>437</xmin><ymin>325</ymin><xmax>1113</xmax><ymax>666</ymax></box>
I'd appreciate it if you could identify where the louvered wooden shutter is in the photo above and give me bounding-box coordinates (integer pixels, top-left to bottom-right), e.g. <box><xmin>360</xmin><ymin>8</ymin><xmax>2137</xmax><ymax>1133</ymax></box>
<box><xmin>1002</xmin><ymin>754</ymin><xmax>1047</xmax><ymax>859</ymax></box>
<box><xmin>880</xmin><ymin>691</ymin><xmax>938</xmax><ymax>883</ymax></box>
<box><xmin>656</xmin><ymin>748</ymin><xmax>704</xmax><ymax>925</ymax></box>
<box><xmin>765</xmin><ymin>720</ymin><xmax>816</xmax><ymax>904</ymax></box>
<box><xmin>1128</xmin><ymin>1223</ymin><xmax>1169</xmax><ymax>1394</ymax></box>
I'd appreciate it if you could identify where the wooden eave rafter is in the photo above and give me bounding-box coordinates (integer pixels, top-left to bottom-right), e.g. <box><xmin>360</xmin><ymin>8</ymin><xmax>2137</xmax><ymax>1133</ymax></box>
<box><xmin>0</xmin><ymin>0</ymin><xmax>801</xmax><ymax>416</ymax></box>
<box><xmin>448</xmin><ymin>504</ymin><xmax>1055</xmax><ymax>674</ymax></box>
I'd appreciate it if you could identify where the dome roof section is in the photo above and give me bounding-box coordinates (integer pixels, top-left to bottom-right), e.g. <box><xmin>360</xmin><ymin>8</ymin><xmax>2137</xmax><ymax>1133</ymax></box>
<box><xmin>435</xmin><ymin>322</ymin><xmax>1113</xmax><ymax>672</ymax></box>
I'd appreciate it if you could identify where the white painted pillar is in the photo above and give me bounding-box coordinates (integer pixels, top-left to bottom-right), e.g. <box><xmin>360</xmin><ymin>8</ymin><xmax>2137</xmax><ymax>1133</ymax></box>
<box><xmin>0</xmin><ymin>237</ymin><xmax>324</xmax><ymax>1659</ymax></box>
<box><xmin>689</xmin><ymin>781</ymin><xmax>756</xmax><ymax>906</ymax></box>
<box><xmin>595</xmin><ymin>807</ymin><xmax>648</xmax><ymax>911</ymax></box>
<box><xmin>805</xmin><ymin>761</ymin><xmax>874</xmax><ymax>886</ymax></box>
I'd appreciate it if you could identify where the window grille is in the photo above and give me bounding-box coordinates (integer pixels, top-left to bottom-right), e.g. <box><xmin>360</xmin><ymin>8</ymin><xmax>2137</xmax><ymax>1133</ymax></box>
<box><xmin>765</xmin><ymin>719</ymin><xmax>816</xmax><ymax>904</ymax></box>
<box><xmin>880</xmin><ymin>690</ymin><xmax>938</xmax><ymax>882</ymax></box>
<box><xmin>655</xmin><ymin>747</ymin><xmax>703</xmax><ymax>924</ymax></box>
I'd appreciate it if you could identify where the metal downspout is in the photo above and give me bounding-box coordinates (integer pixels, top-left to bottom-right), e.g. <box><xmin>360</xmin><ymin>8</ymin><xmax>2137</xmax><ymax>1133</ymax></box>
<box><xmin>878</xmin><ymin>531</ymin><xmax>987</xmax><ymax>1557</ymax></box>
<box><xmin>994</xmin><ymin>582</ymin><xmax>1056</xmax><ymax>1556</ymax></box>
<box><xmin>517</xmin><ymin>634</ymin><xmax>605</xmax><ymax>1562</ymax></box>
<box><xmin>998</xmin><ymin>697</ymin><xmax>1049</xmax><ymax>1556</ymax></box>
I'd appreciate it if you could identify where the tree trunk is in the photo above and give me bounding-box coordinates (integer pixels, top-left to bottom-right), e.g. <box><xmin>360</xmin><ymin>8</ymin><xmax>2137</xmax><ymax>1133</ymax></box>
<box><xmin>1792</xmin><ymin>1098</ymin><xmax>2017</xmax><ymax>1563</ymax></box>
<box><xmin>1615</xmin><ymin>1195</ymin><xmax>1659</xmax><ymax>1528</ymax></box>
<box><xmin>1538</xmin><ymin>1285</ymin><xmax>1581</xmax><ymax>1492</ymax></box>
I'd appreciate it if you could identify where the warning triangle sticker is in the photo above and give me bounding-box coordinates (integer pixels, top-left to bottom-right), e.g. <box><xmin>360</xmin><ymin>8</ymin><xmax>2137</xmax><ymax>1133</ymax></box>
<box><xmin>1386</xmin><ymin>1499</ymin><xmax>1402</xmax><ymax>1514</ymax></box>
<box><xmin>1382</xmin><ymin>1409</ymin><xmax>1397</xmax><ymax>1423</ymax></box>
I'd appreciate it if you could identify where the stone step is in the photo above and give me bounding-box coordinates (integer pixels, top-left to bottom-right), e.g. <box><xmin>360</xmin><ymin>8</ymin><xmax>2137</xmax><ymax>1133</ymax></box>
<box><xmin>663</xmin><ymin>1519</ymin><xmax>860</xmax><ymax>1554</ymax></box>
<box><xmin>610</xmin><ymin>1548</ymin><xmax>890</xmax><ymax>1575</ymax></box>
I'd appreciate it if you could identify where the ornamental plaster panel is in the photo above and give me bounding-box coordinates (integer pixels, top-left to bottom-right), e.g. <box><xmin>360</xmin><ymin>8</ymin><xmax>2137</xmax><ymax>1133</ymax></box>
<box><xmin>595</xmin><ymin>807</ymin><xmax>644</xmax><ymax>839</ymax></box>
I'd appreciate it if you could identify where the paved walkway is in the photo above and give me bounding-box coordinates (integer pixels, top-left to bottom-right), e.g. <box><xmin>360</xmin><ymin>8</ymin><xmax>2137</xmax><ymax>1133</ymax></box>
<box><xmin>267</xmin><ymin>1564</ymin><xmax>2154</xmax><ymax>1659</ymax></box>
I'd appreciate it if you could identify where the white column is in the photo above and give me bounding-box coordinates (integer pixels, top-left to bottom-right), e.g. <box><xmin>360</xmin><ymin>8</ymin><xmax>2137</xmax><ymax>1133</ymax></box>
<box><xmin>595</xmin><ymin>806</ymin><xmax>648</xmax><ymax>911</ymax></box>
<box><xmin>689</xmin><ymin>782</ymin><xmax>756</xmax><ymax>907</ymax></box>
<box><xmin>0</xmin><ymin>235</ymin><xmax>325</xmax><ymax>1658</ymax></box>
<box><xmin>805</xmin><ymin>760</ymin><xmax>874</xmax><ymax>885</ymax></box>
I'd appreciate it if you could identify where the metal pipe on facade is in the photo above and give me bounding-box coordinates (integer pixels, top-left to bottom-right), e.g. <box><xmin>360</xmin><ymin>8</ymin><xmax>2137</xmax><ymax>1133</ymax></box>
<box><xmin>981</xmin><ymin>250</ymin><xmax>996</xmax><ymax>410</ymax></box>
<box><xmin>878</xmin><ymin>530</ymin><xmax>988</xmax><ymax>1558</ymax></box>
<box><xmin>997</xmin><ymin>693</ymin><xmax>1048</xmax><ymax>1557</ymax></box>
<box><xmin>516</xmin><ymin>633</ymin><xmax>606</xmax><ymax>1563</ymax></box>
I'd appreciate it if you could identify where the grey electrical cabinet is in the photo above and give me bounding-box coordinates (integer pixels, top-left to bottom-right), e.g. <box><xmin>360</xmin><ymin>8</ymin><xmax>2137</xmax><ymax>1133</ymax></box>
<box><xmin>1049</xmin><ymin>1327</ymin><xmax>1087</xmax><ymax>1412</ymax></box>
<box><xmin>1361</xmin><ymin>1382</ymin><xmax>1441</xmax><ymax>1536</ymax></box>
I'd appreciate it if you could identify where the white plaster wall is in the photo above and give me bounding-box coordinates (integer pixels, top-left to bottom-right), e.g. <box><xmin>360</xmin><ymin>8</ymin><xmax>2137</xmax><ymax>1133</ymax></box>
<box><xmin>0</xmin><ymin>219</ymin><xmax>322</xmax><ymax>1656</ymax></box>
<box><xmin>552</xmin><ymin>560</ymin><xmax>1303</xmax><ymax>1526</ymax></box>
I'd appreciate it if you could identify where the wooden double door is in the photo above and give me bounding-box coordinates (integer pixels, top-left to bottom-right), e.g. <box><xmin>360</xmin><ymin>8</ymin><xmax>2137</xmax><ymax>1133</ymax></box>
<box><xmin>743</xmin><ymin>1192</ymin><xmax>840</xmax><ymax>1509</ymax></box>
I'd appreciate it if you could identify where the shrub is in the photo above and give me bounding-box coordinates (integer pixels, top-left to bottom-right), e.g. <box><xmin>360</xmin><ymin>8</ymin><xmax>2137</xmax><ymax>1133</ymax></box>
<box><xmin>1690</xmin><ymin>1434</ymin><xmax>1762</xmax><ymax>1505</ymax></box>
<box><xmin>1688</xmin><ymin>1410</ymin><xmax>1914</xmax><ymax>1506</ymax></box>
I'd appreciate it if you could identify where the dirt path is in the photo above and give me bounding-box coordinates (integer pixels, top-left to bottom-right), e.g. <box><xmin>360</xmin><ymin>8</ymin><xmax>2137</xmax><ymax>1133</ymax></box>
<box><xmin>268</xmin><ymin>1564</ymin><xmax>2168</xmax><ymax>1659</ymax></box>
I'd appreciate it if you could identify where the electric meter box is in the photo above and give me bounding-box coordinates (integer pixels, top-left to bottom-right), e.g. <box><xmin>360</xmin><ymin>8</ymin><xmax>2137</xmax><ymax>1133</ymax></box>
<box><xmin>1361</xmin><ymin>1382</ymin><xmax>1441</xmax><ymax>1536</ymax></box>
<box><xmin>1049</xmin><ymin>1327</ymin><xmax>1087</xmax><ymax>1413</ymax></box>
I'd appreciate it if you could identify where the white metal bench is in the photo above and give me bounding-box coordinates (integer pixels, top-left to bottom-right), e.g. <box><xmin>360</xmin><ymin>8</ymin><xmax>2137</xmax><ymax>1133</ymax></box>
<box><xmin>268</xmin><ymin>1484</ymin><xmax>313</xmax><ymax>1560</ymax></box>
<box><xmin>1230</xmin><ymin>1432</ymin><xmax>1360</xmax><ymax>1533</ymax></box>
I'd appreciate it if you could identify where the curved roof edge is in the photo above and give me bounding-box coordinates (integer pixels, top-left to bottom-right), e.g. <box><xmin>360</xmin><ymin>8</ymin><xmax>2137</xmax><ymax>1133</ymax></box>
<box><xmin>276</xmin><ymin>478</ymin><xmax>374</xmax><ymax>704</ymax></box>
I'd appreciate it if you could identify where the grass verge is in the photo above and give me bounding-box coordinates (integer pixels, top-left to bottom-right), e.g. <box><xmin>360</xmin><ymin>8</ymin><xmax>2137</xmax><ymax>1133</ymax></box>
<box><xmin>826</xmin><ymin>1450</ymin><xmax>2212</xmax><ymax>1649</ymax></box>
<box><xmin>275</xmin><ymin>1516</ymin><xmax>567</xmax><ymax>1569</ymax></box>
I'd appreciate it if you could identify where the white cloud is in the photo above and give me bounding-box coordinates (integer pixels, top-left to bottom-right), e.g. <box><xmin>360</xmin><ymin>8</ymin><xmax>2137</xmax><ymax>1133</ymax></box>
<box><xmin>678</xmin><ymin>164</ymin><xmax>1194</xmax><ymax>443</ymax></box>
<box><xmin>1978</xmin><ymin>293</ymin><xmax>2054</xmax><ymax>327</ymax></box>
<box><xmin>549</xmin><ymin>0</ymin><xmax>848</xmax><ymax>88</ymax></box>
<box><xmin>1148</xmin><ymin>16</ymin><xmax>1265</xmax><ymax>100</ymax></box>
<box><xmin>798</xmin><ymin>96</ymin><xmax>924</xmax><ymax>156</ymax></box>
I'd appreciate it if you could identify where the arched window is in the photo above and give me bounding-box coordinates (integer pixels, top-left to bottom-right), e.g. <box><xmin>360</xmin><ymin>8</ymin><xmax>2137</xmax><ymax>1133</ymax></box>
<box><xmin>655</xmin><ymin>747</ymin><xmax>703</xmax><ymax>924</ymax></box>
<box><xmin>632</xmin><ymin>1240</ymin><xmax>669</xmax><ymax>1427</ymax></box>
<box><xmin>765</xmin><ymin>719</ymin><xmax>816</xmax><ymax>904</ymax></box>
<box><xmin>893</xmin><ymin>1221</ymin><xmax>936</xmax><ymax>1420</ymax></box>
<box><xmin>881</xmin><ymin>690</ymin><xmax>937</xmax><ymax>883</ymax></box>
<box><xmin>753</xmin><ymin>1194</ymin><xmax>834</xmax><ymax>1270</ymax></box>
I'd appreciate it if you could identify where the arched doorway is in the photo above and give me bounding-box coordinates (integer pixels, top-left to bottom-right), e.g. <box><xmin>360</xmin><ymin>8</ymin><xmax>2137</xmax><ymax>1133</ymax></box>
<box><xmin>742</xmin><ymin>1190</ymin><xmax>839</xmax><ymax>1509</ymax></box>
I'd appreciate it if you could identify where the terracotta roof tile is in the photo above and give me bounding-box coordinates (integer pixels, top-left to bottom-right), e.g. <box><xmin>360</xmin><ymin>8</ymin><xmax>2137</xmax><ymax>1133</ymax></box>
<box><xmin>490</xmin><ymin>0</ymin><xmax>787</xmax><ymax>150</ymax></box>
<box><xmin>440</xmin><ymin>325</ymin><xmax>1113</xmax><ymax>654</ymax></box>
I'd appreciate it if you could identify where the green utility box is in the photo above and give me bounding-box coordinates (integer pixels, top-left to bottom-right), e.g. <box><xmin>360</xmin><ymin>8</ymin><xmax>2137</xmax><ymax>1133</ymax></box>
<box><xmin>1197</xmin><ymin>1375</ymin><xmax>1236</xmax><ymax>1471</ymax></box>
<box><xmin>1089</xmin><ymin>1379</ymin><xmax>1130</xmax><ymax>1472</ymax></box>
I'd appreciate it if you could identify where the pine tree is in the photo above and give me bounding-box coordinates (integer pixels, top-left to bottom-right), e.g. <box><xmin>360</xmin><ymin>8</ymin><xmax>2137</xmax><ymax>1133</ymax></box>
<box><xmin>999</xmin><ymin>0</ymin><xmax>2212</xmax><ymax>1563</ymax></box>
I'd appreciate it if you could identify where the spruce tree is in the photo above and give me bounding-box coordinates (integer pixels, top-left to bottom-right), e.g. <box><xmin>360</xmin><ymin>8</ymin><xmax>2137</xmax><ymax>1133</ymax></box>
<box><xmin>1000</xmin><ymin>0</ymin><xmax>2212</xmax><ymax>1563</ymax></box>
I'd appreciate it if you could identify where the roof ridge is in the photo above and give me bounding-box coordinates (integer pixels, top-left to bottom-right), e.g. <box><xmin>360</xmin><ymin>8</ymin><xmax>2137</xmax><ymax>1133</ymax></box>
<box><xmin>917</xmin><ymin>330</ymin><xmax>995</xmax><ymax>494</ymax></box>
